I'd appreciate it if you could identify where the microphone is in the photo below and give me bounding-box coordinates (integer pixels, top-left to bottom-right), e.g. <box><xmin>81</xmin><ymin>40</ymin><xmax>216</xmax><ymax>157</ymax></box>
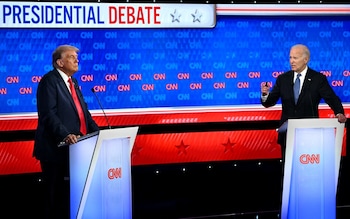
<box><xmin>91</xmin><ymin>88</ymin><xmax>111</xmax><ymax>129</ymax></box>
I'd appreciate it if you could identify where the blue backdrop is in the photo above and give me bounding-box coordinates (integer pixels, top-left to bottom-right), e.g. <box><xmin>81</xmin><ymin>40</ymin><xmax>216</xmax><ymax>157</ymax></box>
<box><xmin>0</xmin><ymin>15</ymin><xmax>349</xmax><ymax>114</ymax></box>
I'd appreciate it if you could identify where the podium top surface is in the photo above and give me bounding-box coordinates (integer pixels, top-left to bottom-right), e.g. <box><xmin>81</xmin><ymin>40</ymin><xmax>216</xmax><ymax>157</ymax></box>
<box><xmin>58</xmin><ymin>131</ymin><xmax>100</xmax><ymax>147</ymax></box>
<box><xmin>77</xmin><ymin>131</ymin><xmax>99</xmax><ymax>142</ymax></box>
<box><xmin>278</xmin><ymin>118</ymin><xmax>343</xmax><ymax>133</ymax></box>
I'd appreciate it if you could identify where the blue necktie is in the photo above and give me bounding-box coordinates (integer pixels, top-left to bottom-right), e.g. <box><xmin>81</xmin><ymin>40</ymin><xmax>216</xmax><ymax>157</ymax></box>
<box><xmin>293</xmin><ymin>73</ymin><xmax>301</xmax><ymax>104</ymax></box>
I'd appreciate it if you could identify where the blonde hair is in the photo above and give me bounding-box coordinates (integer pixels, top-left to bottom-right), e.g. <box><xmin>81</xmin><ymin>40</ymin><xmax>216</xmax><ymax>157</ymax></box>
<box><xmin>52</xmin><ymin>45</ymin><xmax>79</xmax><ymax>68</ymax></box>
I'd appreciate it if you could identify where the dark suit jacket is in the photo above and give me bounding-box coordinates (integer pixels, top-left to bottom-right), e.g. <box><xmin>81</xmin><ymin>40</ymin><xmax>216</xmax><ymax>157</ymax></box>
<box><xmin>33</xmin><ymin>69</ymin><xmax>99</xmax><ymax>162</ymax></box>
<box><xmin>262</xmin><ymin>67</ymin><xmax>344</xmax><ymax>144</ymax></box>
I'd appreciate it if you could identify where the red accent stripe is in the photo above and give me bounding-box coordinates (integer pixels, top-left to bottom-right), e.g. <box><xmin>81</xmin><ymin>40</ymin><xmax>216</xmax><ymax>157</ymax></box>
<box><xmin>216</xmin><ymin>8</ymin><xmax>350</xmax><ymax>13</ymax></box>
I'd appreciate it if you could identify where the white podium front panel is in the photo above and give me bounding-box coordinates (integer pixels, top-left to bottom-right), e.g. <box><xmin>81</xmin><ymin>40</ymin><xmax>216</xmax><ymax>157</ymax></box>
<box><xmin>86</xmin><ymin>137</ymin><xmax>131</xmax><ymax>218</ymax></box>
<box><xmin>287</xmin><ymin>128</ymin><xmax>335</xmax><ymax>218</ymax></box>
<box><xmin>69</xmin><ymin>127</ymin><xmax>138</xmax><ymax>219</ymax></box>
<box><xmin>281</xmin><ymin>119</ymin><xmax>344</xmax><ymax>219</ymax></box>
<box><xmin>70</xmin><ymin>135</ymin><xmax>98</xmax><ymax>219</ymax></box>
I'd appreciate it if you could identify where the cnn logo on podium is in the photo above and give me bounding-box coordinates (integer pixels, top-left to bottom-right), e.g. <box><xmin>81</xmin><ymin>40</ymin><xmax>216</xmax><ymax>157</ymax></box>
<box><xmin>108</xmin><ymin>167</ymin><xmax>122</xmax><ymax>179</ymax></box>
<box><xmin>299</xmin><ymin>154</ymin><xmax>320</xmax><ymax>164</ymax></box>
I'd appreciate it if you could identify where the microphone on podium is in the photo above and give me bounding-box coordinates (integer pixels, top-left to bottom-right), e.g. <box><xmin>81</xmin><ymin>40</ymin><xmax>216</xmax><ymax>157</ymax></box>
<box><xmin>91</xmin><ymin>88</ymin><xmax>112</xmax><ymax>129</ymax></box>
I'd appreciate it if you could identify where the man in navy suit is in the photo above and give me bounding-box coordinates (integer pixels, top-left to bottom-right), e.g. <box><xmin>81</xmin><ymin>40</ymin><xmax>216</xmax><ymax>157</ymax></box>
<box><xmin>261</xmin><ymin>44</ymin><xmax>347</xmax><ymax>162</ymax></box>
<box><xmin>33</xmin><ymin>45</ymin><xmax>99</xmax><ymax>219</ymax></box>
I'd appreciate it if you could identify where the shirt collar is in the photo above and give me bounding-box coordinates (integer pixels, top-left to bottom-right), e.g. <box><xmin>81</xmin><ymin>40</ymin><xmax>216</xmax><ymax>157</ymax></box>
<box><xmin>295</xmin><ymin>66</ymin><xmax>308</xmax><ymax>77</ymax></box>
<box><xmin>56</xmin><ymin>68</ymin><xmax>70</xmax><ymax>82</ymax></box>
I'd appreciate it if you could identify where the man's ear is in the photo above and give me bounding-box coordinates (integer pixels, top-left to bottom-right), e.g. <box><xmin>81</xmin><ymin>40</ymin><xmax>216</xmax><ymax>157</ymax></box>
<box><xmin>56</xmin><ymin>59</ymin><xmax>63</xmax><ymax>67</ymax></box>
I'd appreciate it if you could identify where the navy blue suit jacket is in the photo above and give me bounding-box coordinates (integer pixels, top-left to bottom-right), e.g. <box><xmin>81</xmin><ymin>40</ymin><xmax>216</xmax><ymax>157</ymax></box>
<box><xmin>262</xmin><ymin>67</ymin><xmax>345</xmax><ymax>128</ymax></box>
<box><xmin>33</xmin><ymin>69</ymin><xmax>99</xmax><ymax>162</ymax></box>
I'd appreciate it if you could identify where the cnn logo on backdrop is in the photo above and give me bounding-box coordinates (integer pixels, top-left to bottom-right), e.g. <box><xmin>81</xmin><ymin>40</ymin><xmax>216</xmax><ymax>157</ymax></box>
<box><xmin>299</xmin><ymin>154</ymin><xmax>320</xmax><ymax>164</ymax></box>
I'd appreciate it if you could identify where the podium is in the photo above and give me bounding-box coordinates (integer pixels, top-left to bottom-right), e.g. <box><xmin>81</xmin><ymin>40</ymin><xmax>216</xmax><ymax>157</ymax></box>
<box><xmin>280</xmin><ymin>118</ymin><xmax>344</xmax><ymax>219</ymax></box>
<box><xmin>68</xmin><ymin>127</ymin><xmax>139</xmax><ymax>219</ymax></box>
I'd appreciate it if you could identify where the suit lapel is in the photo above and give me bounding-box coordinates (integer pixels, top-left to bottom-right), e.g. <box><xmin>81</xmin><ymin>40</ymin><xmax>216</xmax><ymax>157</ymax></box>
<box><xmin>286</xmin><ymin>72</ymin><xmax>296</xmax><ymax>104</ymax></box>
<box><xmin>70</xmin><ymin>77</ymin><xmax>86</xmax><ymax>115</ymax></box>
<box><xmin>298</xmin><ymin>69</ymin><xmax>313</xmax><ymax>102</ymax></box>
<box><xmin>54</xmin><ymin>70</ymin><xmax>79</xmax><ymax>113</ymax></box>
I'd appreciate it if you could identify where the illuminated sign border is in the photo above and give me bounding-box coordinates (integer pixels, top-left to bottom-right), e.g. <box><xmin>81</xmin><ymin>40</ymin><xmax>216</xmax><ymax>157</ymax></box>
<box><xmin>0</xmin><ymin>2</ymin><xmax>216</xmax><ymax>28</ymax></box>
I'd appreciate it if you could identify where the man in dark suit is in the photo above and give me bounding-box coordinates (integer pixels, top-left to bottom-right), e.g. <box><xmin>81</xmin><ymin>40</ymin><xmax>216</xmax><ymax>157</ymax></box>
<box><xmin>261</xmin><ymin>44</ymin><xmax>347</xmax><ymax>162</ymax></box>
<box><xmin>33</xmin><ymin>45</ymin><xmax>99</xmax><ymax>219</ymax></box>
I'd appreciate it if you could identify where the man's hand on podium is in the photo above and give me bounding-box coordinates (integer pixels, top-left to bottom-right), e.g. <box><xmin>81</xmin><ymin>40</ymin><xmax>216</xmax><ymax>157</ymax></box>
<box><xmin>64</xmin><ymin>134</ymin><xmax>81</xmax><ymax>145</ymax></box>
<box><xmin>336</xmin><ymin>113</ymin><xmax>347</xmax><ymax>123</ymax></box>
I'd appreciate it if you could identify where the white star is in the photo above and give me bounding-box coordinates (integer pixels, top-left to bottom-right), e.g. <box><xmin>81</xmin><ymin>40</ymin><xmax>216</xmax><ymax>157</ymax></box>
<box><xmin>171</xmin><ymin>9</ymin><xmax>181</xmax><ymax>23</ymax></box>
<box><xmin>192</xmin><ymin>9</ymin><xmax>202</xmax><ymax>23</ymax></box>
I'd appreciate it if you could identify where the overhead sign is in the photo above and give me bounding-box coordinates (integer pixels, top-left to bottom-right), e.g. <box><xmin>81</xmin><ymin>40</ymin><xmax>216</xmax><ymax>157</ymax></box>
<box><xmin>216</xmin><ymin>4</ymin><xmax>350</xmax><ymax>15</ymax></box>
<box><xmin>0</xmin><ymin>2</ymin><xmax>216</xmax><ymax>28</ymax></box>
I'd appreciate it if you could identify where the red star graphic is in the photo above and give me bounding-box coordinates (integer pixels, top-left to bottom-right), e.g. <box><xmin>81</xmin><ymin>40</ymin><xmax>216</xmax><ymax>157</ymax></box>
<box><xmin>175</xmin><ymin>140</ymin><xmax>189</xmax><ymax>155</ymax></box>
<box><xmin>222</xmin><ymin>138</ymin><xmax>235</xmax><ymax>153</ymax></box>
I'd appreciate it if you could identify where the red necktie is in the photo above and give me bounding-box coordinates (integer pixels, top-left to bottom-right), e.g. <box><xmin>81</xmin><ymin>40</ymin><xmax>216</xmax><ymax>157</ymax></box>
<box><xmin>68</xmin><ymin>78</ymin><xmax>87</xmax><ymax>135</ymax></box>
